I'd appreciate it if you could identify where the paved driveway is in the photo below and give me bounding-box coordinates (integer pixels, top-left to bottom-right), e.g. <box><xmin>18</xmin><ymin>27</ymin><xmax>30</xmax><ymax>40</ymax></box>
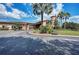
<box><xmin>0</xmin><ymin>31</ymin><xmax>79</xmax><ymax>55</ymax></box>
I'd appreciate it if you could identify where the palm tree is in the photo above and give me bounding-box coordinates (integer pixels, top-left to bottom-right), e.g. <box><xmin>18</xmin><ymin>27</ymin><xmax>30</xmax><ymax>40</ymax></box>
<box><xmin>63</xmin><ymin>12</ymin><xmax>70</xmax><ymax>29</ymax></box>
<box><xmin>32</xmin><ymin>3</ymin><xmax>53</xmax><ymax>25</ymax></box>
<box><xmin>57</xmin><ymin>11</ymin><xmax>70</xmax><ymax>29</ymax></box>
<box><xmin>57</xmin><ymin>11</ymin><xmax>64</xmax><ymax>27</ymax></box>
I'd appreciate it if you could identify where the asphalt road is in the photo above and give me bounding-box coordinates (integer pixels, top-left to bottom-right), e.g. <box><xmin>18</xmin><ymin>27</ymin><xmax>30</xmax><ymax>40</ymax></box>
<box><xmin>0</xmin><ymin>31</ymin><xmax>79</xmax><ymax>55</ymax></box>
<box><xmin>0</xmin><ymin>31</ymin><xmax>79</xmax><ymax>40</ymax></box>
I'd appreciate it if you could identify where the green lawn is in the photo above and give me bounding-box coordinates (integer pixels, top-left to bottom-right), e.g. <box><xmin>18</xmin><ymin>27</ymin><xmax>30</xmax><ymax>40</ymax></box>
<box><xmin>56</xmin><ymin>29</ymin><xmax>79</xmax><ymax>36</ymax></box>
<box><xmin>32</xmin><ymin>29</ymin><xmax>79</xmax><ymax>36</ymax></box>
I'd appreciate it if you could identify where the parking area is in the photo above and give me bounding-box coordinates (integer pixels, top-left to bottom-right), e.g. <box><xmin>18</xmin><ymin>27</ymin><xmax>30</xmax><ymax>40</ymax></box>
<box><xmin>0</xmin><ymin>31</ymin><xmax>79</xmax><ymax>55</ymax></box>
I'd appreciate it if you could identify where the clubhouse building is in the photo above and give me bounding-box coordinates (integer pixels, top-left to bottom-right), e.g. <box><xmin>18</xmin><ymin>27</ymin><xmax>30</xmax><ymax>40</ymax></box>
<box><xmin>0</xmin><ymin>16</ymin><xmax>56</xmax><ymax>30</ymax></box>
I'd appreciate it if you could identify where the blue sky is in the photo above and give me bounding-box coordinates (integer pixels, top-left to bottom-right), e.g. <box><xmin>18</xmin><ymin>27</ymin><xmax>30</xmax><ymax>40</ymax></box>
<box><xmin>63</xmin><ymin>3</ymin><xmax>79</xmax><ymax>16</ymax></box>
<box><xmin>0</xmin><ymin>3</ymin><xmax>79</xmax><ymax>23</ymax></box>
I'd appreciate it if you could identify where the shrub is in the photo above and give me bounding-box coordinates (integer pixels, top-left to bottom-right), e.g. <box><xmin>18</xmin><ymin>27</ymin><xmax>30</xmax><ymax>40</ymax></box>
<box><xmin>39</xmin><ymin>24</ymin><xmax>53</xmax><ymax>34</ymax></box>
<box><xmin>54</xmin><ymin>19</ymin><xmax>61</xmax><ymax>29</ymax></box>
<box><xmin>33</xmin><ymin>29</ymin><xmax>39</xmax><ymax>33</ymax></box>
<box><xmin>47</xmin><ymin>25</ymin><xmax>53</xmax><ymax>34</ymax></box>
<box><xmin>39</xmin><ymin>26</ymin><xmax>48</xmax><ymax>33</ymax></box>
<box><xmin>62</xmin><ymin>22</ymin><xmax>79</xmax><ymax>31</ymax></box>
<box><xmin>13</xmin><ymin>22</ymin><xmax>22</xmax><ymax>30</ymax></box>
<box><xmin>0</xmin><ymin>27</ymin><xmax>9</xmax><ymax>30</ymax></box>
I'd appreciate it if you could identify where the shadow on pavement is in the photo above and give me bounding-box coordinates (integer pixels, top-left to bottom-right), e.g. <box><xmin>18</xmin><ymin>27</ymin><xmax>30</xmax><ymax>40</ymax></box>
<box><xmin>0</xmin><ymin>37</ymin><xmax>79</xmax><ymax>55</ymax></box>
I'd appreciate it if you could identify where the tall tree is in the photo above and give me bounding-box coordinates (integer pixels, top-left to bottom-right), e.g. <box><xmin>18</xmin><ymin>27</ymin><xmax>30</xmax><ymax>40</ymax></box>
<box><xmin>57</xmin><ymin>11</ymin><xmax>70</xmax><ymax>29</ymax></box>
<box><xmin>32</xmin><ymin>3</ymin><xmax>53</xmax><ymax>25</ymax></box>
<box><xmin>63</xmin><ymin>12</ymin><xmax>70</xmax><ymax>29</ymax></box>
<box><xmin>57</xmin><ymin>11</ymin><xmax>64</xmax><ymax>27</ymax></box>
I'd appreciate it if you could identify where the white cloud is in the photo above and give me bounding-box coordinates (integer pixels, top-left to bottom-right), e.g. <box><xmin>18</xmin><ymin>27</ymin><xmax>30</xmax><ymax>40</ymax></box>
<box><xmin>12</xmin><ymin>8</ymin><xmax>27</xmax><ymax>18</ymax></box>
<box><xmin>69</xmin><ymin>15</ymin><xmax>79</xmax><ymax>23</ymax></box>
<box><xmin>0</xmin><ymin>4</ymin><xmax>29</xmax><ymax>19</ymax></box>
<box><xmin>56</xmin><ymin>3</ymin><xmax>64</xmax><ymax>12</ymax></box>
<box><xmin>0</xmin><ymin>4</ymin><xmax>6</xmax><ymax>14</ymax></box>
<box><xmin>55</xmin><ymin>3</ymin><xmax>64</xmax><ymax>15</ymax></box>
<box><xmin>36</xmin><ymin>17</ymin><xmax>41</xmax><ymax>21</ymax></box>
<box><xmin>0</xmin><ymin>3</ymin><xmax>64</xmax><ymax>22</ymax></box>
<box><xmin>32</xmin><ymin>14</ymin><xmax>38</xmax><ymax>18</ymax></box>
<box><xmin>50</xmin><ymin>3</ymin><xmax>64</xmax><ymax>16</ymax></box>
<box><xmin>35</xmin><ymin>13</ymin><xmax>50</xmax><ymax>21</ymax></box>
<box><xmin>26</xmin><ymin>8</ymin><xmax>31</xmax><ymax>14</ymax></box>
<box><xmin>69</xmin><ymin>16</ymin><xmax>79</xmax><ymax>19</ymax></box>
<box><xmin>6</xmin><ymin>3</ymin><xmax>13</xmax><ymax>8</ymax></box>
<box><xmin>43</xmin><ymin>13</ymin><xmax>50</xmax><ymax>20</ymax></box>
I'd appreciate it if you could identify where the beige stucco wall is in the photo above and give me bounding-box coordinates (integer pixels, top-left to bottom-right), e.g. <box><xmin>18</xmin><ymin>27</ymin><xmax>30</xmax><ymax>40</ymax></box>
<box><xmin>0</xmin><ymin>25</ymin><xmax>2</xmax><ymax>27</ymax></box>
<box><xmin>22</xmin><ymin>24</ymin><xmax>30</xmax><ymax>30</ymax></box>
<box><xmin>7</xmin><ymin>25</ymin><xmax>12</xmax><ymax>30</ymax></box>
<box><xmin>26</xmin><ymin>25</ymin><xmax>29</xmax><ymax>30</ymax></box>
<box><xmin>0</xmin><ymin>23</ymin><xmax>33</xmax><ymax>30</ymax></box>
<box><xmin>0</xmin><ymin>24</ymin><xmax>30</xmax><ymax>30</ymax></box>
<box><xmin>22</xmin><ymin>26</ymin><xmax>26</xmax><ymax>30</ymax></box>
<box><xmin>0</xmin><ymin>24</ymin><xmax>13</xmax><ymax>30</ymax></box>
<box><xmin>51</xmin><ymin>16</ymin><xmax>56</xmax><ymax>28</ymax></box>
<box><xmin>43</xmin><ymin>21</ymin><xmax>46</xmax><ymax>26</ymax></box>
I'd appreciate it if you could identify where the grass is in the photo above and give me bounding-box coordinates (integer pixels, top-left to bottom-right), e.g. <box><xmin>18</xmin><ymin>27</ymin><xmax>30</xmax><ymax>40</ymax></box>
<box><xmin>32</xmin><ymin>29</ymin><xmax>79</xmax><ymax>36</ymax></box>
<box><xmin>56</xmin><ymin>29</ymin><xmax>79</xmax><ymax>36</ymax></box>
<box><xmin>33</xmin><ymin>29</ymin><xmax>40</xmax><ymax>33</ymax></box>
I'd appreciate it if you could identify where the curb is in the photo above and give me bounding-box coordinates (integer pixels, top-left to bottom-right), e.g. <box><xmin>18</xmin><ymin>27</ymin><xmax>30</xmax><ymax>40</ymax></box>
<box><xmin>28</xmin><ymin>32</ymin><xmax>79</xmax><ymax>38</ymax></box>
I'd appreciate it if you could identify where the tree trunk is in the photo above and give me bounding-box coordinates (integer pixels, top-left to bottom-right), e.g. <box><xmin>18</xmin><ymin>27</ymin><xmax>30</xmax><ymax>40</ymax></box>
<box><xmin>64</xmin><ymin>19</ymin><xmax>66</xmax><ymax>29</ymax></box>
<box><xmin>41</xmin><ymin>11</ymin><xmax>43</xmax><ymax>26</ymax></box>
<box><xmin>61</xmin><ymin>19</ymin><xmax>62</xmax><ymax>28</ymax></box>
